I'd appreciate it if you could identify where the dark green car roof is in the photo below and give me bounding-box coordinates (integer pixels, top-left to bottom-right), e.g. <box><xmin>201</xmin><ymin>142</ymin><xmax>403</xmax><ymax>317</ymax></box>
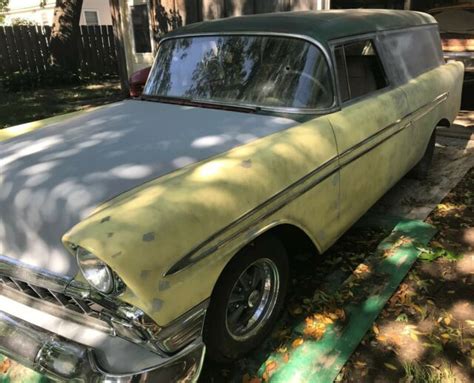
<box><xmin>166</xmin><ymin>9</ymin><xmax>436</xmax><ymax>46</ymax></box>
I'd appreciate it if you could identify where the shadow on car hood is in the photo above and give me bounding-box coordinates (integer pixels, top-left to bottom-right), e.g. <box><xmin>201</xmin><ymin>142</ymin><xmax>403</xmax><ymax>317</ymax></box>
<box><xmin>0</xmin><ymin>100</ymin><xmax>298</xmax><ymax>277</ymax></box>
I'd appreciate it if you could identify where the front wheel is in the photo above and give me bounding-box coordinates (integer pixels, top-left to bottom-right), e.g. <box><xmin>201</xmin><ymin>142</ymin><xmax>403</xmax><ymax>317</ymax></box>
<box><xmin>203</xmin><ymin>236</ymin><xmax>289</xmax><ymax>362</ymax></box>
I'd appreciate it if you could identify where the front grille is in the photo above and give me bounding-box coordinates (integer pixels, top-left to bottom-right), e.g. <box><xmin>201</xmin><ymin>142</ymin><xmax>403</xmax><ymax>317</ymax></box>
<box><xmin>0</xmin><ymin>275</ymin><xmax>104</xmax><ymax>317</ymax></box>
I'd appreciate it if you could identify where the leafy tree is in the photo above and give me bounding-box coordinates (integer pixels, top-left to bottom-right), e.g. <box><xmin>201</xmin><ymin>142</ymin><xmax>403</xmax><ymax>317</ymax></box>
<box><xmin>0</xmin><ymin>0</ymin><xmax>9</xmax><ymax>24</ymax></box>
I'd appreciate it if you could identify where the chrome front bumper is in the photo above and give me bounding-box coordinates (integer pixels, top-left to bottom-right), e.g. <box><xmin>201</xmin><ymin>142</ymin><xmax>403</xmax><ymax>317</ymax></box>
<box><xmin>0</xmin><ymin>310</ymin><xmax>205</xmax><ymax>382</ymax></box>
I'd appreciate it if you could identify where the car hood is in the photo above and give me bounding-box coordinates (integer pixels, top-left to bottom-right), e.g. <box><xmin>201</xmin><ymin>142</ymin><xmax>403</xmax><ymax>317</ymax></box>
<box><xmin>0</xmin><ymin>100</ymin><xmax>297</xmax><ymax>277</ymax></box>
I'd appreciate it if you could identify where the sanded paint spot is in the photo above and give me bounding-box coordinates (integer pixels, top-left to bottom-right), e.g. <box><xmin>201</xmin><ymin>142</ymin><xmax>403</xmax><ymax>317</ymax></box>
<box><xmin>159</xmin><ymin>280</ymin><xmax>170</xmax><ymax>291</ymax></box>
<box><xmin>140</xmin><ymin>270</ymin><xmax>151</xmax><ymax>279</ymax></box>
<box><xmin>100</xmin><ymin>216</ymin><xmax>111</xmax><ymax>223</ymax></box>
<box><xmin>152</xmin><ymin>299</ymin><xmax>163</xmax><ymax>311</ymax></box>
<box><xmin>111</xmin><ymin>251</ymin><xmax>122</xmax><ymax>258</ymax></box>
<box><xmin>143</xmin><ymin>232</ymin><xmax>155</xmax><ymax>242</ymax></box>
<box><xmin>241</xmin><ymin>159</ymin><xmax>252</xmax><ymax>168</ymax></box>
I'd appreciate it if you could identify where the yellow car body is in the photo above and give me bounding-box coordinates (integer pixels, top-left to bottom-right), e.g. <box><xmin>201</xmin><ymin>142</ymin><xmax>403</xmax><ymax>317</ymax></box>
<box><xmin>0</xmin><ymin>9</ymin><xmax>464</xmax><ymax>382</ymax></box>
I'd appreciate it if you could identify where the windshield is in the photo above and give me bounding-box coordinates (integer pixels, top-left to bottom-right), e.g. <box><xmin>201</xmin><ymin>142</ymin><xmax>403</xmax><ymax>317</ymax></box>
<box><xmin>143</xmin><ymin>35</ymin><xmax>334</xmax><ymax>110</ymax></box>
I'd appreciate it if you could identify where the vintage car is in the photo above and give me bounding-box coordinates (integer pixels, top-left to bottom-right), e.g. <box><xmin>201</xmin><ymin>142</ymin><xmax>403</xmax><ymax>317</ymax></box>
<box><xmin>0</xmin><ymin>10</ymin><xmax>463</xmax><ymax>382</ymax></box>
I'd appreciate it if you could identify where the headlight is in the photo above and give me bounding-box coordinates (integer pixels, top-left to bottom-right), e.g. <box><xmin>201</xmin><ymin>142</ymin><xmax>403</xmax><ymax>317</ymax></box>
<box><xmin>76</xmin><ymin>247</ymin><xmax>114</xmax><ymax>294</ymax></box>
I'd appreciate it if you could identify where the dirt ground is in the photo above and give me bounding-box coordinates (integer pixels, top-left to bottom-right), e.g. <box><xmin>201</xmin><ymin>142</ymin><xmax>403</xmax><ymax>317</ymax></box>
<box><xmin>339</xmin><ymin>168</ymin><xmax>473</xmax><ymax>383</ymax></box>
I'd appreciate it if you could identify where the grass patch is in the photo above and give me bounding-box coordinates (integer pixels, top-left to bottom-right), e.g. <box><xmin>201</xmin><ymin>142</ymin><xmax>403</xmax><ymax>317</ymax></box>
<box><xmin>402</xmin><ymin>361</ymin><xmax>456</xmax><ymax>383</ymax></box>
<box><xmin>0</xmin><ymin>81</ymin><xmax>123</xmax><ymax>130</ymax></box>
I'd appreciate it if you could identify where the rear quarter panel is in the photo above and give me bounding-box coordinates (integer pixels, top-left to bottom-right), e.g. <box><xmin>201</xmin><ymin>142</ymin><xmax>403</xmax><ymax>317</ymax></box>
<box><xmin>399</xmin><ymin>61</ymin><xmax>464</xmax><ymax>163</ymax></box>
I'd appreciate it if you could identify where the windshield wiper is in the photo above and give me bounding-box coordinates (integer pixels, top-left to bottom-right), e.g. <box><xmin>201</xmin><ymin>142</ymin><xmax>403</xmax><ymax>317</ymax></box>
<box><xmin>140</xmin><ymin>95</ymin><xmax>262</xmax><ymax>114</ymax></box>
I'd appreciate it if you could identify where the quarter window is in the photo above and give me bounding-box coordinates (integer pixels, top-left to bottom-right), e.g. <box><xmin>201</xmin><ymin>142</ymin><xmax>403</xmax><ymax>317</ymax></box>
<box><xmin>378</xmin><ymin>27</ymin><xmax>444</xmax><ymax>84</ymax></box>
<box><xmin>335</xmin><ymin>39</ymin><xmax>388</xmax><ymax>101</ymax></box>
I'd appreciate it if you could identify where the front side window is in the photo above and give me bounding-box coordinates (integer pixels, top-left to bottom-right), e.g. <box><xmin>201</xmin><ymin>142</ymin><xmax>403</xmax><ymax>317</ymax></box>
<box><xmin>143</xmin><ymin>35</ymin><xmax>334</xmax><ymax>110</ymax></box>
<box><xmin>334</xmin><ymin>39</ymin><xmax>388</xmax><ymax>101</ymax></box>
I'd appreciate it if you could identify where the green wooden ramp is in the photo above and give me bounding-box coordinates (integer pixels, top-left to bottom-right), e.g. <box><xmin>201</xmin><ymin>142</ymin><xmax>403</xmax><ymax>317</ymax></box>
<box><xmin>258</xmin><ymin>219</ymin><xmax>437</xmax><ymax>383</ymax></box>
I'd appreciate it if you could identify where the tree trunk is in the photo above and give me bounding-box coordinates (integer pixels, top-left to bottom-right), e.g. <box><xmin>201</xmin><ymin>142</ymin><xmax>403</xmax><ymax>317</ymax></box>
<box><xmin>49</xmin><ymin>0</ymin><xmax>84</xmax><ymax>71</ymax></box>
<box><xmin>109</xmin><ymin>0</ymin><xmax>130</xmax><ymax>96</ymax></box>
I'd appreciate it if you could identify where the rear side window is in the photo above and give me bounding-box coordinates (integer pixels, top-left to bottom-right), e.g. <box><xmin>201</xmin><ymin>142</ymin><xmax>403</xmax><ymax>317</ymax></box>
<box><xmin>334</xmin><ymin>39</ymin><xmax>388</xmax><ymax>102</ymax></box>
<box><xmin>378</xmin><ymin>26</ymin><xmax>444</xmax><ymax>85</ymax></box>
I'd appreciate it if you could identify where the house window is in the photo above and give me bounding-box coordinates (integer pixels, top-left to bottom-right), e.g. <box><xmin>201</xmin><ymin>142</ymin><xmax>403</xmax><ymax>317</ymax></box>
<box><xmin>41</xmin><ymin>12</ymin><xmax>49</xmax><ymax>26</ymax></box>
<box><xmin>335</xmin><ymin>39</ymin><xmax>388</xmax><ymax>101</ymax></box>
<box><xmin>84</xmin><ymin>10</ymin><xmax>99</xmax><ymax>26</ymax></box>
<box><xmin>131</xmin><ymin>4</ymin><xmax>152</xmax><ymax>53</ymax></box>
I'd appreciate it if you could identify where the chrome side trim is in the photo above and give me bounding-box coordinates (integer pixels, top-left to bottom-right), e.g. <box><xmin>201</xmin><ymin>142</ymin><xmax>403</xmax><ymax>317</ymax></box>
<box><xmin>0</xmin><ymin>254</ymin><xmax>73</xmax><ymax>293</ymax></box>
<box><xmin>166</xmin><ymin>92</ymin><xmax>449</xmax><ymax>275</ymax></box>
<box><xmin>147</xmin><ymin>31</ymin><xmax>339</xmax><ymax>116</ymax></box>
<box><xmin>165</xmin><ymin>154</ymin><xmax>340</xmax><ymax>275</ymax></box>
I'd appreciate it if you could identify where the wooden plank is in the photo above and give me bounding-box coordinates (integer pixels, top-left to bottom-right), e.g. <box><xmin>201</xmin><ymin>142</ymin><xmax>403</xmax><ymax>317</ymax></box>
<box><xmin>106</xmin><ymin>25</ymin><xmax>117</xmax><ymax>68</ymax></box>
<box><xmin>36</xmin><ymin>25</ymin><xmax>51</xmax><ymax>71</ymax></box>
<box><xmin>100</xmin><ymin>25</ymin><xmax>111</xmax><ymax>73</ymax></box>
<box><xmin>93</xmin><ymin>25</ymin><xmax>105</xmax><ymax>74</ymax></box>
<box><xmin>22</xmin><ymin>26</ymin><xmax>41</xmax><ymax>73</ymax></box>
<box><xmin>29</xmin><ymin>26</ymin><xmax>46</xmax><ymax>71</ymax></box>
<box><xmin>14</xmin><ymin>26</ymin><xmax>32</xmax><ymax>72</ymax></box>
<box><xmin>81</xmin><ymin>26</ymin><xmax>94</xmax><ymax>74</ymax></box>
<box><xmin>4</xmin><ymin>27</ymin><xmax>22</xmax><ymax>73</ymax></box>
<box><xmin>76</xmin><ymin>25</ymin><xmax>86</xmax><ymax>74</ymax></box>
<box><xmin>0</xmin><ymin>27</ymin><xmax>13</xmax><ymax>74</ymax></box>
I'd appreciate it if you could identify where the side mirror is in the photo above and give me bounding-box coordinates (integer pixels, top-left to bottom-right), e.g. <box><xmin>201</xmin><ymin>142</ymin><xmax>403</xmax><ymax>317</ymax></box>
<box><xmin>129</xmin><ymin>67</ymin><xmax>152</xmax><ymax>98</ymax></box>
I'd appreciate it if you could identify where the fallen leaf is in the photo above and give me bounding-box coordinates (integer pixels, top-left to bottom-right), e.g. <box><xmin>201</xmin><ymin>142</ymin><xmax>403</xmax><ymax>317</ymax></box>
<box><xmin>292</xmin><ymin>337</ymin><xmax>304</xmax><ymax>348</ymax></box>
<box><xmin>0</xmin><ymin>358</ymin><xmax>11</xmax><ymax>374</ymax></box>
<box><xmin>384</xmin><ymin>362</ymin><xmax>398</xmax><ymax>371</ymax></box>
<box><xmin>372</xmin><ymin>324</ymin><xmax>380</xmax><ymax>335</ymax></box>
<box><xmin>262</xmin><ymin>361</ymin><xmax>278</xmax><ymax>382</ymax></box>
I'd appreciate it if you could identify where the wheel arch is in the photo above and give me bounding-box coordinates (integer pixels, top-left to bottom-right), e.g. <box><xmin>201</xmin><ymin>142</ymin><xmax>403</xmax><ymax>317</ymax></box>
<box><xmin>437</xmin><ymin>118</ymin><xmax>451</xmax><ymax>128</ymax></box>
<box><xmin>214</xmin><ymin>221</ymin><xmax>321</xmax><ymax>287</ymax></box>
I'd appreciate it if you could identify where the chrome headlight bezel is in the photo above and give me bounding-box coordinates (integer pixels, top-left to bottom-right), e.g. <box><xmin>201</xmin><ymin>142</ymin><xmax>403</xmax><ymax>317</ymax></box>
<box><xmin>76</xmin><ymin>247</ymin><xmax>117</xmax><ymax>294</ymax></box>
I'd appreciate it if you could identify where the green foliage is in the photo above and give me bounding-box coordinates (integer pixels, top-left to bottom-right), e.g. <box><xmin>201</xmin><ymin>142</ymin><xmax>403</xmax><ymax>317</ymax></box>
<box><xmin>0</xmin><ymin>0</ymin><xmax>9</xmax><ymax>24</ymax></box>
<box><xmin>10</xmin><ymin>17</ymin><xmax>37</xmax><ymax>26</ymax></box>
<box><xmin>417</xmin><ymin>246</ymin><xmax>463</xmax><ymax>262</ymax></box>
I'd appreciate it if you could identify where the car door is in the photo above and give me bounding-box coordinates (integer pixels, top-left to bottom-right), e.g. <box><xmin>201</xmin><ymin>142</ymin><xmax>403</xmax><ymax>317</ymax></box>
<box><xmin>328</xmin><ymin>38</ymin><xmax>411</xmax><ymax>235</ymax></box>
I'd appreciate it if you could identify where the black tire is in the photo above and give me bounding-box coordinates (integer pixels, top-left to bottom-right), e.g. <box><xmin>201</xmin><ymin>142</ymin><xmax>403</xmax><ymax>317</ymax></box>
<box><xmin>203</xmin><ymin>235</ymin><xmax>289</xmax><ymax>363</ymax></box>
<box><xmin>408</xmin><ymin>129</ymin><xmax>436</xmax><ymax>180</ymax></box>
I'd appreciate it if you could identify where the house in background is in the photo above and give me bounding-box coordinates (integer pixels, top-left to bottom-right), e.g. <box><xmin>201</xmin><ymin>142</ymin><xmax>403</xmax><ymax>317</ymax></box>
<box><xmin>1</xmin><ymin>0</ymin><xmax>112</xmax><ymax>26</ymax></box>
<box><xmin>118</xmin><ymin>0</ymin><xmax>332</xmax><ymax>78</ymax></box>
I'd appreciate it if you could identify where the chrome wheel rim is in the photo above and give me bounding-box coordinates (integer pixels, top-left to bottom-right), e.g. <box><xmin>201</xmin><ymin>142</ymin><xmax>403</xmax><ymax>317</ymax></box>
<box><xmin>225</xmin><ymin>258</ymin><xmax>280</xmax><ymax>341</ymax></box>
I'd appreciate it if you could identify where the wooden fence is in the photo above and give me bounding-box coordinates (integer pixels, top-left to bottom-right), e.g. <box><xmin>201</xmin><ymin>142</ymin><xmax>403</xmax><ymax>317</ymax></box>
<box><xmin>0</xmin><ymin>25</ymin><xmax>118</xmax><ymax>77</ymax></box>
